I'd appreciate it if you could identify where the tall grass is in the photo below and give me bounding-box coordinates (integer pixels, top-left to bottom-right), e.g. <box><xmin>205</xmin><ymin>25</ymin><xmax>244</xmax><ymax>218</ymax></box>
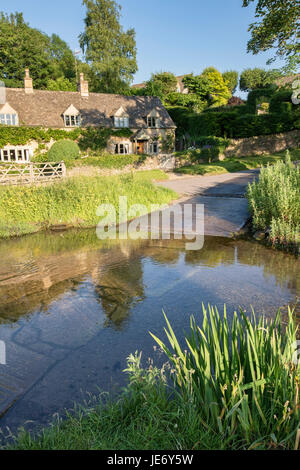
<box><xmin>0</xmin><ymin>173</ymin><xmax>176</xmax><ymax>239</ymax></box>
<box><xmin>247</xmin><ymin>152</ymin><xmax>300</xmax><ymax>253</ymax></box>
<box><xmin>151</xmin><ymin>305</ymin><xmax>300</xmax><ymax>449</ymax></box>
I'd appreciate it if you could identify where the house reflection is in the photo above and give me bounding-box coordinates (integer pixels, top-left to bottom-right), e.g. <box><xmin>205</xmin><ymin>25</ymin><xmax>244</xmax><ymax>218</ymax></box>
<box><xmin>0</xmin><ymin>230</ymin><xmax>298</xmax><ymax>328</ymax></box>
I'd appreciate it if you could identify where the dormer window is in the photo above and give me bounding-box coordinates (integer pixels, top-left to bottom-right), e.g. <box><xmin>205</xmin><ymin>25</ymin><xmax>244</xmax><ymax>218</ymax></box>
<box><xmin>0</xmin><ymin>103</ymin><xmax>19</xmax><ymax>126</ymax></box>
<box><xmin>0</xmin><ymin>113</ymin><xmax>18</xmax><ymax>126</ymax></box>
<box><xmin>147</xmin><ymin>117</ymin><xmax>158</xmax><ymax>128</ymax></box>
<box><xmin>63</xmin><ymin>105</ymin><xmax>81</xmax><ymax>128</ymax></box>
<box><xmin>147</xmin><ymin>109</ymin><xmax>160</xmax><ymax>128</ymax></box>
<box><xmin>114</xmin><ymin>116</ymin><xmax>129</xmax><ymax>128</ymax></box>
<box><xmin>64</xmin><ymin>115</ymin><xmax>81</xmax><ymax>127</ymax></box>
<box><xmin>113</xmin><ymin>106</ymin><xmax>129</xmax><ymax>128</ymax></box>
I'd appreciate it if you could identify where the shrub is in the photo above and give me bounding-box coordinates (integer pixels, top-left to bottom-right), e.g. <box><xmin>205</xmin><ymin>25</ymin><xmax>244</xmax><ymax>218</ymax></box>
<box><xmin>48</xmin><ymin>140</ymin><xmax>80</xmax><ymax>162</ymax></box>
<box><xmin>247</xmin><ymin>154</ymin><xmax>300</xmax><ymax>253</ymax></box>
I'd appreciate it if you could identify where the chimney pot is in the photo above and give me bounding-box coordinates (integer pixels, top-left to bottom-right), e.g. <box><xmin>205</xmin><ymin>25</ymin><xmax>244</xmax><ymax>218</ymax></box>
<box><xmin>78</xmin><ymin>73</ymin><xmax>89</xmax><ymax>98</ymax></box>
<box><xmin>24</xmin><ymin>68</ymin><xmax>33</xmax><ymax>94</ymax></box>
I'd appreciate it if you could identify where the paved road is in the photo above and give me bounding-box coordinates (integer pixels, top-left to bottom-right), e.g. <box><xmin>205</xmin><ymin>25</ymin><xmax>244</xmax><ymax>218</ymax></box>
<box><xmin>152</xmin><ymin>170</ymin><xmax>260</xmax><ymax>237</ymax></box>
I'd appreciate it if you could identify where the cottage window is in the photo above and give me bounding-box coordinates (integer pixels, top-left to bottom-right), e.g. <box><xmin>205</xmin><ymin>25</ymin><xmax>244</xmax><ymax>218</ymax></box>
<box><xmin>115</xmin><ymin>143</ymin><xmax>130</xmax><ymax>155</ymax></box>
<box><xmin>147</xmin><ymin>117</ymin><xmax>158</xmax><ymax>128</ymax></box>
<box><xmin>0</xmin><ymin>147</ymin><xmax>30</xmax><ymax>163</ymax></box>
<box><xmin>114</xmin><ymin>116</ymin><xmax>129</xmax><ymax>128</ymax></box>
<box><xmin>149</xmin><ymin>142</ymin><xmax>159</xmax><ymax>154</ymax></box>
<box><xmin>64</xmin><ymin>115</ymin><xmax>81</xmax><ymax>127</ymax></box>
<box><xmin>0</xmin><ymin>113</ymin><xmax>18</xmax><ymax>126</ymax></box>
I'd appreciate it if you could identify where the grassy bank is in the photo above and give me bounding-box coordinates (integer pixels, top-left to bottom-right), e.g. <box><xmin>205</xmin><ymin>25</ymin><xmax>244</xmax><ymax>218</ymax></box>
<box><xmin>0</xmin><ymin>171</ymin><xmax>176</xmax><ymax>239</ymax></box>
<box><xmin>65</xmin><ymin>153</ymin><xmax>144</xmax><ymax>170</ymax></box>
<box><xmin>175</xmin><ymin>149</ymin><xmax>300</xmax><ymax>176</ymax></box>
<box><xmin>247</xmin><ymin>153</ymin><xmax>300</xmax><ymax>253</ymax></box>
<box><xmin>6</xmin><ymin>305</ymin><xmax>300</xmax><ymax>450</ymax></box>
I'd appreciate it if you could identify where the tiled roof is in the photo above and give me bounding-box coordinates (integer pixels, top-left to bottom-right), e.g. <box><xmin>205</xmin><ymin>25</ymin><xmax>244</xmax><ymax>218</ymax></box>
<box><xmin>3</xmin><ymin>88</ymin><xmax>176</xmax><ymax>129</ymax></box>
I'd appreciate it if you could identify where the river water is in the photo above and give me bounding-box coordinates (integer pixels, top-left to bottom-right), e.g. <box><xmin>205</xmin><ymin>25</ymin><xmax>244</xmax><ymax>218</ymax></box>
<box><xmin>0</xmin><ymin>229</ymin><xmax>299</xmax><ymax>435</ymax></box>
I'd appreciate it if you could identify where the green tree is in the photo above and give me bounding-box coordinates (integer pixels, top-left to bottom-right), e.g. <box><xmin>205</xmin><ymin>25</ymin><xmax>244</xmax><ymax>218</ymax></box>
<box><xmin>46</xmin><ymin>77</ymin><xmax>77</xmax><ymax>91</ymax></box>
<box><xmin>0</xmin><ymin>12</ymin><xmax>80</xmax><ymax>91</ymax></box>
<box><xmin>79</xmin><ymin>0</ymin><xmax>138</xmax><ymax>94</ymax></box>
<box><xmin>145</xmin><ymin>72</ymin><xmax>178</xmax><ymax>98</ymax></box>
<box><xmin>183</xmin><ymin>68</ymin><xmax>231</xmax><ymax>107</ymax></box>
<box><xmin>0</xmin><ymin>12</ymin><xmax>54</xmax><ymax>89</ymax></box>
<box><xmin>222</xmin><ymin>71</ymin><xmax>239</xmax><ymax>95</ymax></box>
<box><xmin>243</xmin><ymin>0</ymin><xmax>300</xmax><ymax>72</ymax></box>
<box><xmin>239</xmin><ymin>67</ymin><xmax>281</xmax><ymax>92</ymax></box>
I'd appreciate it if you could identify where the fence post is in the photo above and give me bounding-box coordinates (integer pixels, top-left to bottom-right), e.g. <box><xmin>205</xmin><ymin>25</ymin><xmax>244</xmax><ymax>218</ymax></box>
<box><xmin>61</xmin><ymin>161</ymin><xmax>66</xmax><ymax>178</ymax></box>
<box><xmin>29</xmin><ymin>162</ymin><xmax>34</xmax><ymax>183</ymax></box>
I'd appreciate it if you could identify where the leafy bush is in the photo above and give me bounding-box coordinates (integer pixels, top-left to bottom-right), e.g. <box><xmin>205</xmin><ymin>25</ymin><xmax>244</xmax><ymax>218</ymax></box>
<box><xmin>78</xmin><ymin>128</ymin><xmax>133</xmax><ymax>152</ymax></box>
<box><xmin>269</xmin><ymin>89</ymin><xmax>294</xmax><ymax>114</ymax></box>
<box><xmin>48</xmin><ymin>140</ymin><xmax>80</xmax><ymax>162</ymax></box>
<box><xmin>247</xmin><ymin>153</ymin><xmax>300</xmax><ymax>253</ymax></box>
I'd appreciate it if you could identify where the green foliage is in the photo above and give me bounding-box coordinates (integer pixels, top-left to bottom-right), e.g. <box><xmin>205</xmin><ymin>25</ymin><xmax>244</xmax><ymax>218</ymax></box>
<box><xmin>165</xmin><ymin>92</ymin><xmax>206</xmax><ymax>113</ymax></box>
<box><xmin>239</xmin><ymin>68</ymin><xmax>281</xmax><ymax>92</ymax></box>
<box><xmin>151</xmin><ymin>305</ymin><xmax>300</xmax><ymax>448</ymax></box>
<box><xmin>145</xmin><ymin>72</ymin><xmax>178</xmax><ymax>100</ymax></box>
<box><xmin>269</xmin><ymin>89</ymin><xmax>294</xmax><ymax>113</ymax></box>
<box><xmin>247</xmin><ymin>156</ymin><xmax>300</xmax><ymax>253</ymax></box>
<box><xmin>78</xmin><ymin>127</ymin><xmax>133</xmax><ymax>152</ymax></box>
<box><xmin>46</xmin><ymin>77</ymin><xmax>77</xmax><ymax>92</ymax></box>
<box><xmin>222</xmin><ymin>70</ymin><xmax>239</xmax><ymax>94</ymax></box>
<box><xmin>48</xmin><ymin>140</ymin><xmax>80</xmax><ymax>162</ymax></box>
<box><xmin>0</xmin><ymin>127</ymin><xmax>81</xmax><ymax>147</ymax></box>
<box><xmin>175</xmin><ymin>149</ymin><xmax>300</xmax><ymax>176</ymax></box>
<box><xmin>182</xmin><ymin>68</ymin><xmax>231</xmax><ymax>108</ymax></box>
<box><xmin>79</xmin><ymin>0</ymin><xmax>137</xmax><ymax>93</ymax></box>
<box><xmin>0</xmin><ymin>174</ymin><xmax>176</xmax><ymax>239</ymax></box>
<box><xmin>247</xmin><ymin>87</ymin><xmax>277</xmax><ymax>113</ymax></box>
<box><xmin>70</xmin><ymin>153</ymin><xmax>140</xmax><ymax>169</ymax></box>
<box><xmin>243</xmin><ymin>0</ymin><xmax>300</xmax><ymax>72</ymax></box>
<box><xmin>168</xmin><ymin>103</ymin><xmax>299</xmax><ymax>139</ymax></box>
<box><xmin>0</xmin><ymin>12</ymin><xmax>78</xmax><ymax>90</ymax></box>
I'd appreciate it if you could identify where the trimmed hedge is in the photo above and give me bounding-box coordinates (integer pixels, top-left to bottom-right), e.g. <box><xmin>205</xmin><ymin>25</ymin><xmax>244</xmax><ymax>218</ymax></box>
<box><xmin>168</xmin><ymin>106</ymin><xmax>299</xmax><ymax>139</ymax></box>
<box><xmin>48</xmin><ymin>140</ymin><xmax>80</xmax><ymax>162</ymax></box>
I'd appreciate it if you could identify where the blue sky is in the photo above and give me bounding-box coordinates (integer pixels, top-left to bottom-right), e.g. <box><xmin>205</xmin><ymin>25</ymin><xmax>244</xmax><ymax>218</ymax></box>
<box><xmin>1</xmin><ymin>0</ymin><xmax>279</xmax><ymax>90</ymax></box>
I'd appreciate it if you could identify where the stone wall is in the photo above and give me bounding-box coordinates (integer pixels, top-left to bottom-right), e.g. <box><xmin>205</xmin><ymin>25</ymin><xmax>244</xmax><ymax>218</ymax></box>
<box><xmin>223</xmin><ymin>130</ymin><xmax>300</xmax><ymax>158</ymax></box>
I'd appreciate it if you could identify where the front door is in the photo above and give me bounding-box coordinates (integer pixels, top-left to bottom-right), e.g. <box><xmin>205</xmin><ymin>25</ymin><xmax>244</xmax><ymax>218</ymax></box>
<box><xmin>134</xmin><ymin>141</ymin><xmax>146</xmax><ymax>155</ymax></box>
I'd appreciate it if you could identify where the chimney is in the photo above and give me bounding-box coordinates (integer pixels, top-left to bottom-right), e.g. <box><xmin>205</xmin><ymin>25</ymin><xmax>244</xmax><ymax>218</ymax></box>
<box><xmin>24</xmin><ymin>68</ymin><xmax>33</xmax><ymax>94</ymax></box>
<box><xmin>78</xmin><ymin>73</ymin><xmax>89</xmax><ymax>97</ymax></box>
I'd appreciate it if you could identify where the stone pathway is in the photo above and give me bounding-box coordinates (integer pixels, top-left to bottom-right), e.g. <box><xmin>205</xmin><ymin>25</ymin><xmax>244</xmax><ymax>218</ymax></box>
<box><xmin>152</xmin><ymin>170</ymin><xmax>260</xmax><ymax>237</ymax></box>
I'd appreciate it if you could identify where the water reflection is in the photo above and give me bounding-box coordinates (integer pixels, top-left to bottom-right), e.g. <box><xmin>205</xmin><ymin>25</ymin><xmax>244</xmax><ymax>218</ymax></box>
<box><xmin>0</xmin><ymin>230</ymin><xmax>298</xmax><ymax>327</ymax></box>
<box><xmin>0</xmin><ymin>229</ymin><xmax>299</xmax><ymax>433</ymax></box>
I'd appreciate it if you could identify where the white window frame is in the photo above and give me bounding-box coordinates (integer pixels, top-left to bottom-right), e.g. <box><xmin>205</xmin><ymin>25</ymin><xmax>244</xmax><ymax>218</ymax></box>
<box><xmin>149</xmin><ymin>142</ymin><xmax>159</xmax><ymax>154</ymax></box>
<box><xmin>114</xmin><ymin>143</ymin><xmax>131</xmax><ymax>155</ymax></box>
<box><xmin>0</xmin><ymin>113</ymin><xmax>19</xmax><ymax>126</ymax></box>
<box><xmin>0</xmin><ymin>147</ymin><xmax>30</xmax><ymax>163</ymax></box>
<box><xmin>64</xmin><ymin>115</ymin><xmax>81</xmax><ymax>128</ymax></box>
<box><xmin>114</xmin><ymin>116</ymin><xmax>129</xmax><ymax>128</ymax></box>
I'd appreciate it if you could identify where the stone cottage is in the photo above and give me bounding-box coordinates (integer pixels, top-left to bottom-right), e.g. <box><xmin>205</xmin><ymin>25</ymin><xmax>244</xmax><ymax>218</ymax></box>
<box><xmin>0</xmin><ymin>69</ymin><xmax>176</xmax><ymax>163</ymax></box>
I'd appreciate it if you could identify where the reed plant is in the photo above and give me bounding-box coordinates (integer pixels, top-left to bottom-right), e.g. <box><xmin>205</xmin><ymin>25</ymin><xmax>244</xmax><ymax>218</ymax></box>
<box><xmin>151</xmin><ymin>305</ymin><xmax>300</xmax><ymax>449</ymax></box>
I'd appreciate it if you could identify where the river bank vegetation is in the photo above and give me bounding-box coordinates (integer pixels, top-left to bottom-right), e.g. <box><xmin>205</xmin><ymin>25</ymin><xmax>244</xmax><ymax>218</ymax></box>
<box><xmin>0</xmin><ymin>171</ymin><xmax>176</xmax><ymax>239</ymax></box>
<box><xmin>6</xmin><ymin>305</ymin><xmax>300</xmax><ymax>450</ymax></box>
<box><xmin>247</xmin><ymin>152</ymin><xmax>300</xmax><ymax>254</ymax></box>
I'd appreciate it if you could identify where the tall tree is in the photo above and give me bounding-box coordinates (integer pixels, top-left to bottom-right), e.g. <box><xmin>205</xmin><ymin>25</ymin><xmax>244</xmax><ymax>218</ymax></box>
<box><xmin>183</xmin><ymin>68</ymin><xmax>231</xmax><ymax>107</ymax></box>
<box><xmin>0</xmin><ymin>12</ymin><xmax>79</xmax><ymax>90</ymax></box>
<box><xmin>0</xmin><ymin>12</ymin><xmax>54</xmax><ymax>88</ymax></box>
<box><xmin>239</xmin><ymin>67</ymin><xmax>281</xmax><ymax>91</ymax></box>
<box><xmin>222</xmin><ymin>71</ymin><xmax>239</xmax><ymax>95</ymax></box>
<box><xmin>79</xmin><ymin>0</ymin><xmax>138</xmax><ymax>94</ymax></box>
<box><xmin>145</xmin><ymin>72</ymin><xmax>178</xmax><ymax>99</ymax></box>
<box><xmin>243</xmin><ymin>0</ymin><xmax>300</xmax><ymax>72</ymax></box>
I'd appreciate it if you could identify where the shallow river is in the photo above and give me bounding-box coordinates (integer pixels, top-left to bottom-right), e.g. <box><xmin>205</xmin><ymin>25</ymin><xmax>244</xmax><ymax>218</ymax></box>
<box><xmin>0</xmin><ymin>229</ymin><xmax>299</xmax><ymax>435</ymax></box>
